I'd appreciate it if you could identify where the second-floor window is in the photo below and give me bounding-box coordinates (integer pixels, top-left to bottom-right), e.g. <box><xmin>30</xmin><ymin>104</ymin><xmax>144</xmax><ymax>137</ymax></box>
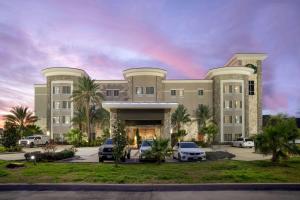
<box><xmin>224</xmin><ymin>115</ymin><xmax>233</xmax><ymax>124</ymax></box>
<box><xmin>136</xmin><ymin>87</ymin><xmax>143</xmax><ymax>95</ymax></box>
<box><xmin>235</xmin><ymin>115</ymin><xmax>242</xmax><ymax>124</ymax></box>
<box><xmin>53</xmin><ymin>117</ymin><xmax>60</xmax><ymax>124</ymax></box>
<box><xmin>146</xmin><ymin>87</ymin><xmax>154</xmax><ymax>95</ymax></box>
<box><xmin>62</xmin><ymin>116</ymin><xmax>71</xmax><ymax>124</ymax></box>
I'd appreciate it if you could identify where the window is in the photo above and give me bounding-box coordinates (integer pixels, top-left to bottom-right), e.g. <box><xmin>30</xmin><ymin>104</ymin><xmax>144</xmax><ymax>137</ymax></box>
<box><xmin>62</xmin><ymin>101</ymin><xmax>71</xmax><ymax>109</ymax></box>
<box><xmin>239</xmin><ymin>85</ymin><xmax>243</xmax><ymax>93</ymax></box>
<box><xmin>62</xmin><ymin>86</ymin><xmax>71</xmax><ymax>94</ymax></box>
<box><xmin>198</xmin><ymin>89</ymin><xmax>204</xmax><ymax>96</ymax></box>
<box><xmin>248</xmin><ymin>80</ymin><xmax>255</xmax><ymax>95</ymax></box>
<box><xmin>136</xmin><ymin>87</ymin><xmax>143</xmax><ymax>95</ymax></box>
<box><xmin>235</xmin><ymin>115</ymin><xmax>242</xmax><ymax>124</ymax></box>
<box><xmin>113</xmin><ymin>90</ymin><xmax>119</xmax><ymax>96</ymax></box>
<box><xmin>106</xmin><ymin>90</ymin><xmax>119</xmax><ymax>97</ymax></box>
<box><xmin>224</xmin><ymin>100</ymin><xmax>233</xmax><ymax>109</ymax></box>
<box><xmin>146</xmin><ymin>87</ymin><xmax>154</xmax><ymax>95</ymax></box>
<box><xmin>179</xmin><ymin>89</ymin><xmax>184</xmax><ymax>97</ymax></box>
<box><xmin>229</xmin><ymin>85</ymin><xmax>233</xmax><ymax>93</ymax></box>
<box><xmin>224</xmin><ymin>115</ymin><xmax>233</xmax><ymax>124</ymax></box>
<box><xmin>224</xmin><ymin>134</ymin><xmax>232</xmax><ymax>141</ymax></box>
<box><xmin>62</xmin><ymin>116</ymin><xmax>71</xmax><ymax>124</ymax></box>
<box><xmin>53</xmin><ymin>86</ymin><xmax>60</xmax><ymax>94</ymax></box>
<box><xmin>171</xmin><ymin>89</ymin><xmax>176</xmax><ymax>96</ymax></box>
<box><xmin>53</xmin><ymin>101</ymin><xmax>60</xmax><ymax>109</ymax></box>
<box><xmin>235</xmin><ymin>100</ymin><xmax>242</xmax><ymax>109</ymax></box>
<box><xmin>53</xmin><ymin>117</ymin><xmax>60</xmax><ymax>124</ymax></box>
<box><xmin>234</xmin><ymin>85</ymin><xmax>239</xmax><ymax>93</ymax></box>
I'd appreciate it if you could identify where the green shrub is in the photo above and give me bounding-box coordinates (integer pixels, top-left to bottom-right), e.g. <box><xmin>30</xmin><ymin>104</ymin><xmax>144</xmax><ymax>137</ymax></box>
<box><xmin>24</xmin><ymin>148</ymin><xmax>75</xmax><ymax>162</ymax></box>
<box><xmin>0</xmin><ymin>146</ymin><xmax>6</xmax><ymax>153</ymax></box>
<box><xmin>2</xmin><ymin>126</ymin><xmax>20</xmax><ymax>149</ymax></box>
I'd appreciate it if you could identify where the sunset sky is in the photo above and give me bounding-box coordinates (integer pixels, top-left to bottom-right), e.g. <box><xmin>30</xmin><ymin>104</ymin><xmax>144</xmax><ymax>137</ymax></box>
<box><xmin>0</xmin><ymin>0</ymin><xmax>300</xmax><ymax>127</ymax></box>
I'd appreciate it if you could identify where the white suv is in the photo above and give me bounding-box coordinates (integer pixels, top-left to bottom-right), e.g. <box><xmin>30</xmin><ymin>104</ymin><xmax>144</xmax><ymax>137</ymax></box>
<box><xmin>232</xmin><ymin>137</ymin><xmax>254</xmax><ymax>148</ymax></box>
<box><xmin>19</xmin><ymin>135</ymin><xmax>49</xmax><ymax>148</ymax></box>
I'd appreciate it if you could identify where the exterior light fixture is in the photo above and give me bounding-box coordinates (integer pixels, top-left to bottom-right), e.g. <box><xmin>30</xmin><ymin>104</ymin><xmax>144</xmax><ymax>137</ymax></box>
<box><xmin>30</xmin><ymin>155</ymin><xmax>36</xmax><ymax>165</ymax></box>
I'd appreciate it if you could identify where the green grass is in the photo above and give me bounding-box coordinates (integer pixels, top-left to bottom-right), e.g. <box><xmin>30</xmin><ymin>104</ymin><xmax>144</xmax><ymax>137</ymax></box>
<box><xmin>0</xmin><ymin>158</ymin><xmax>300</xmax><ymax>183</ymax></box>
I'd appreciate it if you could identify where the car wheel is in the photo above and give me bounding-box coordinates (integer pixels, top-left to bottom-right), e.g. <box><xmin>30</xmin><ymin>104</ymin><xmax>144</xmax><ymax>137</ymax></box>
<box><xmin>99</xmin><ymin>157</ymin><xmax>103</xmax><ymax>163</ymax></box>
<box><xmin>45</xmin><ymin>141</ymin><xmax>49</xmax><ymax>145</ymax></box>
<box><xmin>239</xmin><ymin>144</ymin><xmax>243</xmax><ymax>148</ymax></box>
<box><xmin>127</xmin><ymin>152</ymin><xmax>131</xmax><ymax>159</ymax></box>
<box><xmin>30</xmin><ymin>142</ymin><xmax>34</xmax><ymax>148</ymax></box>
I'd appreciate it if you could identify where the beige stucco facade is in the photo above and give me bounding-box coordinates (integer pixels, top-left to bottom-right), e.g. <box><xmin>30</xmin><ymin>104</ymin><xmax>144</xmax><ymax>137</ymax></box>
<box><xmin>34</xmin><ymin>53</ymin><xmax>266</xmax><ymax>142</ymax></box>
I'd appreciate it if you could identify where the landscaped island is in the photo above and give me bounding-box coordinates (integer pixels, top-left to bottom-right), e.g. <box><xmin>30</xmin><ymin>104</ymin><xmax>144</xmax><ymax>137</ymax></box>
<box><xmin>1</xmin><ymin>158</ymin><xmax>300</xmax><ymax>184</ymax></box>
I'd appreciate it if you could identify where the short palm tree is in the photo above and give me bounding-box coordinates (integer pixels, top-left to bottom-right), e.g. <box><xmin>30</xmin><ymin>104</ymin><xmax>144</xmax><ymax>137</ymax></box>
<box><xmin>71</xmin><ymin>76</ymin><xmax>104</xmax><ymax>143</ymax></box>
<box><xmin>255</xmin><ymin>114</ymin><xmax>300</xmax><ymax>162</ymax></box>
<box><xmin>171</xmin><ymin>104</ymin><xmax>191</xmax><ymax>132</ymax></box>
<box><xmin>144</xmin><ymin>138</ymin><xmax>171</xmax><ymax>164</ymax></box>
<box><xmin>5</xmin><ymin>106</ymin><xmax>38</xmax><ymax>137</ymax></box>
<box><xmin>195</xmin><ymin>104</ymin><xmax>211</xmax><ymax>133</ymax></box>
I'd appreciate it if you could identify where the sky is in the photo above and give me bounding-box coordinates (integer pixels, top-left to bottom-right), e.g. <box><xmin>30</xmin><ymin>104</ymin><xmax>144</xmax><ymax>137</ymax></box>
<box><xmin>0</xmin><ymin>0</ymin><xmax>300</xmax><ymax>127</ymax></box>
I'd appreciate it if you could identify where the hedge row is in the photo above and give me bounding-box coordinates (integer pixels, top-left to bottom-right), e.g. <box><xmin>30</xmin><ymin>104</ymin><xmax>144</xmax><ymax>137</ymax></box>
<box><xmin>24</xmin><ymin>149</ymin><xmax>75</xmax><ymax>162</ymax></box>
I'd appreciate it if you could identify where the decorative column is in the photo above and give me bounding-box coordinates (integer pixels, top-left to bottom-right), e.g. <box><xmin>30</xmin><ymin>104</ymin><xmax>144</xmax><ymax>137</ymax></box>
<box><xmin>162</xmin><ymin>109</ymin><xmax>171</xmax><ymax>141</ymax></box>
<box><xmin>109</xmin><ymin>109</ymin><xmax>117</xmax><ymax>137</ymax></box>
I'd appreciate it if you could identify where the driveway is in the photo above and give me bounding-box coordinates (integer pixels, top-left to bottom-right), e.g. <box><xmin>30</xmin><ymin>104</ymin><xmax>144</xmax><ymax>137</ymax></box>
<box><xmin>0</xmin><ymin>145</ymin><xmax>271</xmax><ymax>162</ymax></box>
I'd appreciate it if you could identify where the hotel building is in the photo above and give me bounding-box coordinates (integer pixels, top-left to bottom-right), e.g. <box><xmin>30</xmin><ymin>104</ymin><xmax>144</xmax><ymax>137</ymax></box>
<box><xmin>34</xmin><ymin>53</ymin><xmax>266</xmax><ymax>142</ymax></box>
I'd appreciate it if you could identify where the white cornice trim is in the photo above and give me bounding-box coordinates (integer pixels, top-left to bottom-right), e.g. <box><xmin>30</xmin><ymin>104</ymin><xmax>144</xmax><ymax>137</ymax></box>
<box><xmin>206</xmin><ymin>67</ymin><xmax>254</xmax><ymax>79</ymax></box>
<box><xmin>96</xmin><ymin>80</ymin><xmax>128</xmax><ymax>84</ymax></box>
<box><xmin>42</xmin><ymin>67</ymin><xmax>88</xmax><ymax>77</ymax></box>
<box><xmin>123</xmin><ymin>68</ymin><xmax>167</xmax><ymax>78</ymax></box>
<box><xmin>162</xmin><ymin>80</ymin><xmax>213</xmax><ymax>83</ymax></box>
<box><xmin>34</xmin><ymin>84</ymin><xmax>47</xmax><ymax>88</ymax></box>
<box><xmin>102</xmin><ymin>101</ymin><xmax>178</xmax><ymax>109</ymax></box>
<box><xmin>225</xmin><ymin>53</ymin><xmax>267</xmax><ymax>66</ymax></box>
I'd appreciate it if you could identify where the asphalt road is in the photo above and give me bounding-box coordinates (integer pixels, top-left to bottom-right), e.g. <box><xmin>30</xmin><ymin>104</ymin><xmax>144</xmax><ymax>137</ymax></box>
<box><xmin>1</xmin><ymin>191</ymin><xmax>299</xmax><ymax>200</ymax></box>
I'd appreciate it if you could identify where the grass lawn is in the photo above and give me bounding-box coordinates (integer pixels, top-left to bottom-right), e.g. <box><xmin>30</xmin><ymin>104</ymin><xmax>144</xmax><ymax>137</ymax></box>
<box><xmin>0</xmin><ymin>158</ymin><xmax>300</xmax><ymax>183</ymax></box>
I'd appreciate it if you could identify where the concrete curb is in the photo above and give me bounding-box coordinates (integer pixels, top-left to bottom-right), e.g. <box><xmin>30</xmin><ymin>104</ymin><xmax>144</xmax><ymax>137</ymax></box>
<box><xmin>0</xmin><ymin>183</ymin><xmax>299</xmax><ymax>191</ymax></box>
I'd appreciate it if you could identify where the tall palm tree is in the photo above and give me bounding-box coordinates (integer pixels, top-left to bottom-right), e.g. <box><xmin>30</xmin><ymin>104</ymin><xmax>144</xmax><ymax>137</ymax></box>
<box><xmin>71</xmin><ymin>76</ymin><xmax>104</xmax><ymax>143</ymax></box>
<box><xmin>90</xmin><ymin>107</ymin><xmax>110</xmax><ymax>129</ymax></box>
<box><xmin>195</xmin><ymin>104</ymin><xmax>211</xmax><ymax>133</ymax></box>
<box><xmin>171</xmin><ymin>104</ymin><xmax>191</xmax><ymax>132</ymax></box>
<box><xmin>5</xmin><ymin>106</ymin><xmax>38</xmax><ymax>136</ymax></box>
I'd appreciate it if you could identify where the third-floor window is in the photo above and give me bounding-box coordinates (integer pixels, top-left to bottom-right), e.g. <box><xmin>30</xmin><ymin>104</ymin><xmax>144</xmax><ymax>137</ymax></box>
<box><xmin>248</xmin><ymin>81</ymin><xmax>255</xmax><ymax>95</ymax></box>
<box><xmin>106</xmin><ymin>89</ymin><xmax>119</xmax><ymax>97</ymax></box>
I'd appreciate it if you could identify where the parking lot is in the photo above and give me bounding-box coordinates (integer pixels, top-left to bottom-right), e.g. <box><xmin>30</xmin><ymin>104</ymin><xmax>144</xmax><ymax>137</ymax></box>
<box><xmin>0</xmin><ymin>145</ymin><xmax>270</xmax><ymax>162</ymax></box>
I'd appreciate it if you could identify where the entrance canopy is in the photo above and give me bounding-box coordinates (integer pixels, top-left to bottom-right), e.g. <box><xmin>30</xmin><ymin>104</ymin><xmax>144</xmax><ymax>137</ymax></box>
<box><xmin>102</xmin><ymin>101</ymin><xmax>178</xmax><ymax>110</ymax></box>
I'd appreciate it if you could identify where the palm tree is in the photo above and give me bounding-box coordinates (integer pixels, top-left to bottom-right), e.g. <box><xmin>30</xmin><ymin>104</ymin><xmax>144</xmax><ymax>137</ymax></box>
<box><xmin>255</xmin><ymin>114</ymin><xmax>300</xmax><ymax>162</ymax></box>
<box><xmin>72</xmin><ymin>107</ymin><xmax>86</xmax><ymax>144</ymax></box>
<box><xmin>71</xmin><ymin>76</ymin><xmax>104</xmax><ymax>143</ymax></box>
<box><xmin>195</xmin><ymin>104</ymin><xmax>211</xmax><ymax>133</ymax></box>
<box><xmin>144</xmin><ymin>138</ymin><xmax>171</xmax><ymax>164</ymax></box>
<box><xmin>90</xmin><ymin>107</ymin><xmax>110</xmax><ymax>129</ymax></box>
<box><xmin>171</xmin><ymin>104</ymin><xmax>191</xmax><ymax>132</ymax></box>
<box><xmin>5</xmin><ymin>106</ymin><xmax>38</xmax><ymax>137</ymax></box>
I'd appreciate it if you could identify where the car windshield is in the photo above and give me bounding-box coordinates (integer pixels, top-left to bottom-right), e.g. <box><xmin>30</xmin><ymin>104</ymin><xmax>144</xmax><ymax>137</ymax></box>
<box><xmin>245</xmin><ymin>139</ymin><xmax>253</xmax><ymax>142</ymax></box>
<box><xmin>105</xmin><ymin>139</ymin><xmax>113</xmax><ymax>145</ymax></box>
<box><xmin>180</xmin><ymin>142</ymin><xmax>198</xmax><ymax>148</ymax></box>
<box><xmin>141</xmin><ymin>140</ymin><xmax>153</xmax><ymax>147</ymax></box>
<box><xmin>26</xmin><ymin>136</ymin><xmax>35</xmax><ymax>139</ymax></box>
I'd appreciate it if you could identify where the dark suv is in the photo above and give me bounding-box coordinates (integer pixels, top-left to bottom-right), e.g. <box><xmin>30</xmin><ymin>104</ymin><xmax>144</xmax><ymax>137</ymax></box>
<box><xmin>98</xmin><ymin>138</ymin><xmax>131</xmax><ymax>162</ymax></box>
